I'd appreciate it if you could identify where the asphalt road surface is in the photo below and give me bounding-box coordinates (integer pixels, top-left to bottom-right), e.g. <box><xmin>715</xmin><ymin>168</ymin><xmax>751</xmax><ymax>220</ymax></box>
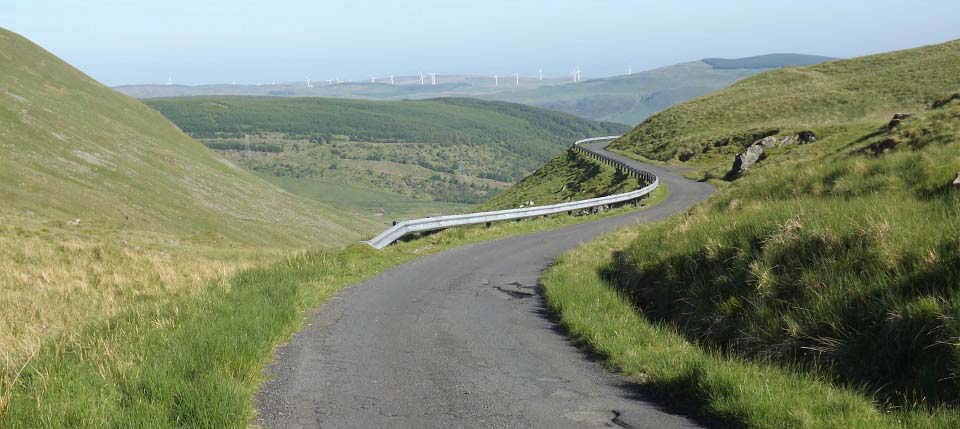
<box><xmin>256</xmin><ymin>143</ymin><xmax>715</xmax><ymax>428</ymax></box>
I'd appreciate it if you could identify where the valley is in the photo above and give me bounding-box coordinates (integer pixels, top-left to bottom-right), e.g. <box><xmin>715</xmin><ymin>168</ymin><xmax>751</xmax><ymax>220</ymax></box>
<box><xmin>146</xmin><ymin>96</ymin><xmax>627</xmax><ymax>217</ymax></box>
<box><xmin>2</xmin><ymin>3</ymin><xmax>960</xmax><ymax>427</ymax></box>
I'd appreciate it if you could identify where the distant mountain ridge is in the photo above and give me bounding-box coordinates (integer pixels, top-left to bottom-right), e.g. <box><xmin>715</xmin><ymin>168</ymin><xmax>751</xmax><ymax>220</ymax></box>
<box><xmin>702</xmin><ymin>53</ymin><xmax>837</xmax><ymax>69</ymax></box>
<box><xmin>487</xmin><ymin>53</ymin><xmax>837</xmax><ymax>124</ymax></box>
<box><xmin>113</xmin><ymin>53</ymin><xmax>835</xmax><ymax>125</ymax></box>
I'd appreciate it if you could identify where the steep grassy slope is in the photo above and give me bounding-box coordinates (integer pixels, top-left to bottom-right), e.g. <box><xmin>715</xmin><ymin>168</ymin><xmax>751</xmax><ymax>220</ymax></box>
<box><xmin>611</xmin><ymin>40</ymin><xmax>960</xmax><ymax>165</ymax></box>
<box><xmin>488</xmin><ymin>54</ymin><xmax>835</xmax><ymax>124</ymax></box>
<box><xmin>0</xmin><ymin>29</ymin><xmax>361</xmax><ymax>245</ymax></box>
<box><xmin>534</xmin><ymin>39</ymin><xmax>960</xmax><ymax>426</ymax></box>
<box><xmin>145</xmin><ymin>96</ymin><xmax>627</xmax><ymax>208</ymax></box>
<box><xmin>0</xmin><ymin>27</ymin><xmax>369</xmax><ymax>406</ymax></box>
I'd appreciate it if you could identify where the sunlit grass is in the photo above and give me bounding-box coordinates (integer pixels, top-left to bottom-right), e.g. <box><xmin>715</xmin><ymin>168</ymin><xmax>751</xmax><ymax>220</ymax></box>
<box><xmin>0</xmin><ymin>179</ymin><xmax>666</xmax><ymax>426</ymax></box>
<box><xmin>543</xmin><ymin>226</ymin><xmax>960</xmax><ymax>428</ymax></box>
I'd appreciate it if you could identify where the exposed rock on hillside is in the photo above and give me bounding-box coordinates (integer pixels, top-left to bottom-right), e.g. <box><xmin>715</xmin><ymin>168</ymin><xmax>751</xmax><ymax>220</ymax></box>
<box><xmin>731</xmin><ymin>144</ymin><xmax>764</xmax><ymax>175</ymax></box>
<box><xmin>729</xmin><ymin>131</ymin><xmax>816</xmax><ymax>177</ymax></box>
<box><xmin>758</xmin><ymin>136</ymin><xmax>779</xmax><ymax>148</ymax></box>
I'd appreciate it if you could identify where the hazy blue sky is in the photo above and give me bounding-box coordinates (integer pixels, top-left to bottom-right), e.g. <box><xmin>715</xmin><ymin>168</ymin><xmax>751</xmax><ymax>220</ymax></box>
<box><xmin>4</xmin><ymin>0</ymin><xmax>959</xmax><ymax>86</ymax></box>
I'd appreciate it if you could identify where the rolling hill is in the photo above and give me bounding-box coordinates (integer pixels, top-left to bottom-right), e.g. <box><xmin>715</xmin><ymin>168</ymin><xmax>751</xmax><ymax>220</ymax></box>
<box><xmin>0</xmin><ymin>29</ymin><xmax>364</xmax><ymax>246</ymax></box>
<box><xmin>516</xmin><ymin>38</ymin><xmax>960</xmax><ymax>426</ymax></box>
<box><xmin>144</xmin><ymin>96</ymin><xmax>628</xmax><ymax>213</ymax></box>
<box><xmin>487</xmin><ymin>54</ymin><xmax>836</xmax><ymax>124</ymax></box>
<box><xmin>0</xmin><ymin>27</ymin><xmax>370</xmax><ymax>388</ymax></box>
<box><xmin>610</xmin><ymin>42</ymin><xmax>959</xmax><ymax>167</ymax></box>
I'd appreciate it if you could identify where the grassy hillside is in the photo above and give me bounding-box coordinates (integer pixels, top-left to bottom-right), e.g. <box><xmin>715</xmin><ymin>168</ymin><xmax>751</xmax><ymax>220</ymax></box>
<box><xmin>611</xmin><ymin>40</ymin><xmax>960</xmax><ymax>166</ymax></box>
<box><xmin>536</xmin><ymin>39</ymin><xmax>960</xmax><ymax>426</ymax></box>
<box><xmin>0</xmin><ymin>30</ymin><xmax>362</xmax><ymax>245</ymax></box>
<box><xmin>0</xmin><ymin>27</ymin><xmax>370</xmax><ymax>407</ymax></box>
<box><xmin>488</xmin><ymin>54</ymin><xmax>835</xmax><ymax>124</ymax></box>
<box><xmin>481</xmin><ymin>149</ymin><xmax>644</xmax><ymax>210</ymax></box>
<box><xmin>145</xmin><ymin>96</ymin><xmax>627</xmax><ymax>209</ymax></box>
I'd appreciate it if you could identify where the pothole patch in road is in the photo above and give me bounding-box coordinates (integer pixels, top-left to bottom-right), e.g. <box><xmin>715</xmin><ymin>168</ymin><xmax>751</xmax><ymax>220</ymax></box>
<box><xmin>492</xmin><ymin>281</ymin><xmax>537</xmax><ymax>299</ymax></box>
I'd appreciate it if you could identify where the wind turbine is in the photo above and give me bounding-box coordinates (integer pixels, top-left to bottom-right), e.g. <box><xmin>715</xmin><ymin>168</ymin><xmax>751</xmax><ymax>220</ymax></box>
<box><xmin>167</xmin><ymin>76</ymin><xmax>173</xmax><ymax>86</ymax></box>
<box><xmin>628</xmin><ymin>65</ymin><xmax>632</xmax><ymax>75</ymax></box>
<box><xmin>327</xmin><ymin>79</ymin><xmax>333</xmax><ymax>86</ymax></box>
<box><xmin>494</xmin><ymin>74</ymin><xmax>499</xmax><ymax>86</ymax></box>
<box><xmin>538</xmin><ymin>68</ymin><xmax>543</xmax><ymax>81</ymax></box>
<box><xmin>390</xmin><ymin>75</ymin><xmax>395</xmax><ymax>85</ymax></box>
<box><xmin>306</xmin><ymin>76</ymin><xmax>313</xmax><ymax>88</ymax></box>
<box><xmin>430</xmin><ymin>72</ymin><xmax>436</xmax><ymax>85</ymax></box>
<box><xmin>420</xmin><ymin>72</ymin><xmax>424</xmax><ymax>85</ymax></box>
<box><xmin>371</xmin><ymin>76</ymin><xmax>376</xmax><ymax>83</ymax></box>
<box><xmin>514</xmin><ymin>73</ymin><xmax>519</xmax><ymax>86</ymax></box>
<box><xmin>336</xmin><ymin>76</ymin><xmax>343</xmax><ymax>84</ymax></box>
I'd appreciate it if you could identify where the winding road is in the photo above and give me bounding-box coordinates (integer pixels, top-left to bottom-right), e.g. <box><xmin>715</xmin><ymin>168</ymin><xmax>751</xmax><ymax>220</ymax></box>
<box><xmin>255</xmin><ymin>142</ymin><xmax>715</xmax><ymax>428</ymax></box>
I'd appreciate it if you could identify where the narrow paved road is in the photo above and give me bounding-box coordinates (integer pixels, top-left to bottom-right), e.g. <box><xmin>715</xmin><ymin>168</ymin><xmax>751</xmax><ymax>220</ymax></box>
<box><xmin>256</xmin><ymin>143</ymin><xmax>715</xmax><ymax>428</ymax></box>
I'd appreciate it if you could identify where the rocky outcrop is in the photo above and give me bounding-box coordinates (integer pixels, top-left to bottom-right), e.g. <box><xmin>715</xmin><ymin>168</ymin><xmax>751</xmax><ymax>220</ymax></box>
<box><xmin>888</xmin><ymin>113</ymin><xmax>914</xmax><ymax>128</ymax></box>
<box><xmin>728</xmin><ymin>131</ymin><xmax>818</xmax><ymax>178</ymax></box>
<box><xmin>731</xmin><ymin>143</ymin><xmax>764</xmax><ymax>175</ymax></box>
<box><xmin>758</xmin><ymin>136</ymin><xmax>779</xmax><ymax>148</ymax></box>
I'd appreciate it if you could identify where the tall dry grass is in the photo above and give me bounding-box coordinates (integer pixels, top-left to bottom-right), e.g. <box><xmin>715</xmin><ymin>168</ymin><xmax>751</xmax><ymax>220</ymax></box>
<box><xmin>0</xmin><ymin>220</ymin><xmax>277</xmax><ymax>414</ymax></box>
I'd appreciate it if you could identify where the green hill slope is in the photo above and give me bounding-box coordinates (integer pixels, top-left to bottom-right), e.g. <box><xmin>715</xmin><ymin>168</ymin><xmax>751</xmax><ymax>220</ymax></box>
<box><xmin>145</xmin><ymin>96</ymin><xmax>627</xmax><ymax>211</ymax></box>
<box><xmin>523</xmin><ymin>39</ymin><xmax>960</xmax><ymax>426</ymax></box>
<box><xmin>487</xmin><ymin>54</ymin><xmax>835</xmax><ymax>124</ymax></box>
<box><xmin>0</xmin><ymin>29</ymin><xmax>363</xmax><ymax>246</ymax></box>
<box><xmin>611</xmin><ymin>41</ymin><xmax>960</xmax><ymax>165</ymax></box>
<box><xmin>0</xmin><ymin>28</ymin><xmax>370</xmax><ymax>383</ymax></box>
